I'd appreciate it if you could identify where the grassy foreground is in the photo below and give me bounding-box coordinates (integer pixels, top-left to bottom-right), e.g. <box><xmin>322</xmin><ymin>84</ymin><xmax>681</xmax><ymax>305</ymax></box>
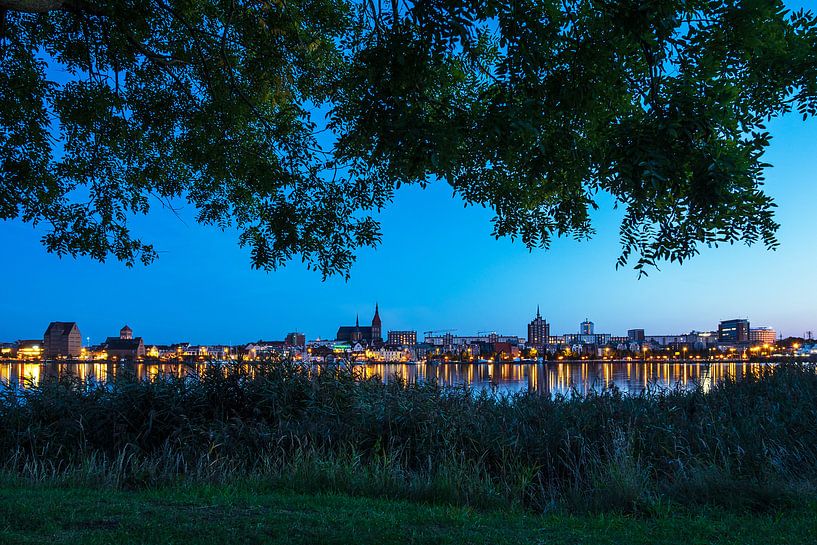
<box><xmin>0</xmin><ymin>482</ymin><xmax>815</xmax><ymax>545</ymax></box>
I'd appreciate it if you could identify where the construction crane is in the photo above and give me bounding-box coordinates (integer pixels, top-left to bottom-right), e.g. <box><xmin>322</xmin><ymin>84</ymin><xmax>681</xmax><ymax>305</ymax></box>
<box><xmin>423</xmin><ymin>329</ymin><xmax>457</xmax><ymax>336</ymax></box>
<box><xmin>423</xmin><ymin>329</ymin><xmax>457</xmax><ymax>344</ymax></box>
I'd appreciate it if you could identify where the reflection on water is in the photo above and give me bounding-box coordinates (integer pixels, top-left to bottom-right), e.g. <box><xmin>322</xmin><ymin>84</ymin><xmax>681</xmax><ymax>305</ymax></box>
<box><xmin>358</xmin><ymin>361</ymin><xmax>773</xmax><ymax>396</ymax></box>
<box><xmin>0</xmin><ymin>360</ymin><xmax>775</xmax><ymax>397</ymax></box>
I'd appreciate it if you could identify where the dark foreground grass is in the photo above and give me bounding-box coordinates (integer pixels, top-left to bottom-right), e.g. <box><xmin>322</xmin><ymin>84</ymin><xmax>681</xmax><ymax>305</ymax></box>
<box><xmin>1</xmin><ymin>481</ymin><xmax>816</xmax><ymax>545</ymax></box>
<box><xmin>2</xmin><ymin>362</ymin><xmax>816</xmax><ymax>514</ymax></box>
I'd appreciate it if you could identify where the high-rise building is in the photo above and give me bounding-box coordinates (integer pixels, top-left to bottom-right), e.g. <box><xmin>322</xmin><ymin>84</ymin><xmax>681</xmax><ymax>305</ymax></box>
<box><xmin>749</xmin><ymin>327</ymin><xmax>776</xmax><ymax>345</ymax></box>
<box><xmin>285</xmin><ymin>332</ymin><xmax>306</xmax><ymax>347</ymax></box>
<box><xmin>43</xmin><ymin>321</ymin><xmax>82</xmax><ymax>359</ymax></box>
<box><xmin>627</xmin><ymin>329</ymin><xmax>645</xmax><ymax>341</ymax></box>
<box><xmin>527</xmin><ymin>306</ymin><xmax>550</xmax><ymax>347</ymax></box>
<box><xmin>718</xmin><ymin>319</ymin><xmax>750</xmax><ymax>343</ymax></box>
<box><xmin>580</xmin><ymin>319</ymin><xmax>594</xmax><ymax>335</ymax></box>
<box><xmin>387</xmin><ymin>330</ymin><xmax>417</xmax><ymax>346</ymax></box>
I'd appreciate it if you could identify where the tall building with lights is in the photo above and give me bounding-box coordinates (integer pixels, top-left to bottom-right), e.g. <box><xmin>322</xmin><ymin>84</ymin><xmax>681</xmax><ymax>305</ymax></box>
<box><xmin>749</xmin><ymin>327</ymin><xmax>776</xmax><ymax>345</ymax></box>
<box><xmin>527</xmin><ymin>306</ymin><xmax>550</xmax><ymax>348</ymax></box>
<box><xmin>718</xmin><ymin>319</ymin><xmax>750</xmax><ymax>343</ymax></box>
<box><xmin>387</xmin><ymin>330</ymin><xmax>417</xmax><ymax>346</ymax></box>
<box><xmin>43</xmin><ymin>321</ymin><xmax>81</xmax><ymax>359</ymax></box>
<box><xmin>580</xmin><ymin>319</ymin><xmax>594</xmax><ymax>335</ymax></box>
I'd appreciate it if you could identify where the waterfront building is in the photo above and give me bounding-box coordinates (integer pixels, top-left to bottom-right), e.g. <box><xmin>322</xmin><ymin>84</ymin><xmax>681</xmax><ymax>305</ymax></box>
<box><xmin>526</xmin><ymin>306</ymin><xmax>550</xmax><ymax>348</ymax></box>
<box><xmin>750</xmin><ymin>327</ymin><xmax>777</xmax><ymax>345</ymax></box>
<box><xmin>645</xmin><ymin>334</ymin><xmax>688</xmax><ymax>347</ymax></box>
<box><xmin>146</xmin><ymin>343</ymin><xmax>188</xmax><ymax>360</ymax></box>
<box><xmin>719</xmin><ymin>319</ymin><xmax>750</xmax><ymax>343</ymax></box>
<box><xmin>580</xmin><ymin>319</ymin><xmax>594</xmax><ymax>335</ymax></box>
<box><xmin>43</xmin><ymin>321</ymin><xmax>81</xmax><ymax>359</ymax></box>
<box><xmin>16</xmin><ymin>339</ymin><xmax>43</xmax><ymax>360</ymax></box>
<box><xmin>564</xmin><ymin>333</ymin><xmax>611</xmax><ymax>346</ymax></box>
<box><xmin>305</xmin><ymin>345</ymin><xmax>333</xmax><ymax>362</ymax></box>
<box><xmin>336</xmin><ymin>304</ymin><xmax>382</xmax><ymax>346</ymax></box>
<box><xmin>0</xmin><ymin>342</ymin><xmax>13</xmax><ymax>358</ymax></box>
<box><xmin>687</xmin><ymin>331</ymin><xmax>719</xmax><ymax>349</ymax></box>
<box><xmin>244</xmin><ymin>340</ymin><xmax>286</xmax><ymax>359</ymax></box>
<box><xmin>387</xmin><ymin>330</ymin><xmax>417</xmax><ymax>346</ymax></box>
<box><xmin>423</xmin><ymin>333</ymin><xmax>522</xmax><ymax>349</ymax></box>
<box><xmin>377</xmin><ymin>345</ymin><xmax>412</xmax><ymax>362</ymax></box>
<box><xmin>202</xmin><ymin>345</ymin><xmax>233</xmax><ymax>359</ymax></box>
<box><xmin>103</xmin><ymin>325</ymin><xmax>145</xmax><ymax>360</ymax></box>
<box><xmin>413</xmin><ymin>342</ymin><xmax>435</xmax><ymax>361</ymax></box>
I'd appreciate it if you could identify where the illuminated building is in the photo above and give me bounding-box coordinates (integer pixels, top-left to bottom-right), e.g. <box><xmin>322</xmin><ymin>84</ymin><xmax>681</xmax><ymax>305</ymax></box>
<box><xmin>16</xmin><ymin>339</ymin><xmax>43</xmax><ymax>360</ymax></box>
<box><xmin>43</xmin><ymin>321</ymin><xmax>81</xmax><ymax>359</ymax></box>
<box><xmin>526</xmin><ymin>306</ymin><xmax>550</xmax><ymax>348</ymax></box>
<box><xmin>750</xmin><ymin>327</ymin><xmax>777</xmax><ymax>345</ymax></box>
<box><xmin>387</xmin><ymin>330</ymin><xmax>417</xmax><ymax>346</ymax></box>
<box><xmin>580</xmin><ymin>319</ymin><xmax>594</xmax><ymax>335</ymax></box>
<box><xmin>103</xmin><ymin>325</ymin><xmax>145</xmax><ymax>360</ymax></box>
<box><xmin>718</xmin><ymin>319</ymin><xmax>750</xmax><ymax>344</ymax></box>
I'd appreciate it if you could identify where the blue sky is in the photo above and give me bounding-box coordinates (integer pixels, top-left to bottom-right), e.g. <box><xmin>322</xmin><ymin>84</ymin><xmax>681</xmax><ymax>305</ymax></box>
<box><xmin>2</xmin><ymin>9</ymin><xmax>817</xmax><ymax>344</ymax></box>
<box><xmin>2</xmin><ymin>109</ymin><xmax>815</xmax><ymax>344</ymax></box>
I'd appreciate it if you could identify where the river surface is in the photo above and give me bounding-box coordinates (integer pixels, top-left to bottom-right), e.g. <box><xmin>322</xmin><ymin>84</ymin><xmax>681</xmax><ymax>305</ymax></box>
<box><xmin>0</xmin><ymin>360</ymin><xmax>776</xmax><ymax>397</ymax></box>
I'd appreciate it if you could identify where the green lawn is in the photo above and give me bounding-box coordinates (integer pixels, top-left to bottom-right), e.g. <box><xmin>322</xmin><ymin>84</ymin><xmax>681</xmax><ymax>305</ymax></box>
<box><xmin>0</xmin><ymin>483</ymin><xmax>815</xmax><ymax>545</ymax></box>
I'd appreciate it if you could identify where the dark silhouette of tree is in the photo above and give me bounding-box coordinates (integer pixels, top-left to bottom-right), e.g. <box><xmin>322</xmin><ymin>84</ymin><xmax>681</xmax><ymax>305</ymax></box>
<box><xmin>2</xmin><ymin>0</ymin><xmax>816</xmax><ymax>277</ymax></box>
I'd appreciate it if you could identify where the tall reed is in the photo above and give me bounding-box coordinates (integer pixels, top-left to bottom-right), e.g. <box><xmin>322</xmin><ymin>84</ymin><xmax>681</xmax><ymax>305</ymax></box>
<box><xmin>1</xmin><ymin>362</ymin><xmax>815</xmax><ymax>513</ymax></box>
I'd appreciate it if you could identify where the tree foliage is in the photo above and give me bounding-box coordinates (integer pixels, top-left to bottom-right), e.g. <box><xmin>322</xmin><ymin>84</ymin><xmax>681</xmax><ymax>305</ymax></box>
<box><xmin>2</xmin><ymin>0</ymin><xmax>816</xmax><ymax>277</ymax></box>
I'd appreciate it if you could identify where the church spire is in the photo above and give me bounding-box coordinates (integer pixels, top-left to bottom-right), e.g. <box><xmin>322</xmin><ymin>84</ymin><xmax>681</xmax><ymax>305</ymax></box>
<box><xmin>371</xmin><ymin>302</ymin><xmax>382</xmax><ymax>342</ymax></box>
<box><xmin>536</xmin><ymin>305</ymin><xmax>541</xmax><ymax>319</ymax></box>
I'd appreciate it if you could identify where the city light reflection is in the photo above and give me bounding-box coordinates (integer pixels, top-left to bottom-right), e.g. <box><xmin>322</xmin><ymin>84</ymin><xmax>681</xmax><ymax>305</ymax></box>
<box><xmin>0</xmin><ymin>361</ymin><xmax>781</xmax><ymax>398</ymax></box>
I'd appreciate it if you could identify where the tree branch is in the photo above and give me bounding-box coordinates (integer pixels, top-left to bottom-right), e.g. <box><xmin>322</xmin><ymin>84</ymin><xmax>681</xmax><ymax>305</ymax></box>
<box><xmin>0</xmin><ymin>0</ymin><xmax>64</xmax><ymax>12</ymax></box>
<box><xmin>0</xmin><ymin>0</ymin><xmax>102</xmax><ymax>15</ymax></box>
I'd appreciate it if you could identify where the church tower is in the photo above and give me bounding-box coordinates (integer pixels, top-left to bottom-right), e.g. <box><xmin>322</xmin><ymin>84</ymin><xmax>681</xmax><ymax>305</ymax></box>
<box><xmin>371</xmin><ymin>303</ymin><xmax>382</xmax><ymax>342</ymax></box>
<box><xmin>352</xmin><ymin>314</ymin><xmax>362</xmax><ymax>342</ymax></box>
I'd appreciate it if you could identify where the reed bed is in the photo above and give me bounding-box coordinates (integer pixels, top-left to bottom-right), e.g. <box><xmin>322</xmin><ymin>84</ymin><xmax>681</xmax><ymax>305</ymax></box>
<box><xmin>1</xmin><ymin>362</ymin><xmax>815</xmax><ymax>514</ymax></box>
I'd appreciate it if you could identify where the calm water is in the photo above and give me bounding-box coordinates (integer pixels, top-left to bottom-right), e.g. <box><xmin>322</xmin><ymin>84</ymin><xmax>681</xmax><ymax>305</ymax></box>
<box><xmin>0</xmin><ymin>360</ymin><xmax>775</xmax><ymax>397</ymax></box>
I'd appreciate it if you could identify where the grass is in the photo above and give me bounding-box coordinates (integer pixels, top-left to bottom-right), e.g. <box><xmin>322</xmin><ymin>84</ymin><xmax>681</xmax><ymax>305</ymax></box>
<box><xmin>1</xmin><ymin>361</ymin><xmax>816</xmax><ymax>514</ymax></box>
<box><xmin>0</xmin><ymin>481</ymin><xmax>815</xmax><ymax>545</ymax></box>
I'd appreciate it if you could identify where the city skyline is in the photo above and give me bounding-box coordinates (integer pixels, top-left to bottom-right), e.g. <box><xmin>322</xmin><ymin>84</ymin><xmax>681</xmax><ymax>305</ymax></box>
<box><xmin>0</xmin><ymin>307</ymin><xmax>807</xmax><ymax>347</ymax></box>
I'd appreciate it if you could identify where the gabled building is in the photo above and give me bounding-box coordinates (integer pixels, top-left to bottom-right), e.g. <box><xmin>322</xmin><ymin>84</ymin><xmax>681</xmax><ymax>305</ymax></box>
<box><xmin>43</xmin><ymin>321</ymin><xmax>81</xmax><ymax>359</ymax></box>
<box><xmin>103</xmin><ymin>325</ymin><xmax>145</xmax><ymax>360</ymax></box>
<box><xmin>336</xmin><ymin>304</ymin><xmax>383</xmax><ymax>347</ymax></box>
